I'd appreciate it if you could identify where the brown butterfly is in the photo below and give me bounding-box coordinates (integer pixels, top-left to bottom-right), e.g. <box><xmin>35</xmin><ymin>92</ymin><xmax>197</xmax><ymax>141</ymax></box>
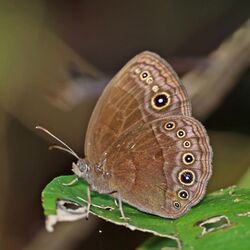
<box><xmin>37</xmin><ymin>51</ymin><xmax>212</xmax><ymax>219</ymax></box>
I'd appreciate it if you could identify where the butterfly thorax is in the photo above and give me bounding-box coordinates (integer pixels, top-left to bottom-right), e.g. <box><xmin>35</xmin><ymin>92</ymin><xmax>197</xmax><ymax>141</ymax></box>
<box><xmin>73</xmin><ymin>158</ymin><xmax>113</xmax><ymax>194</ymax></box>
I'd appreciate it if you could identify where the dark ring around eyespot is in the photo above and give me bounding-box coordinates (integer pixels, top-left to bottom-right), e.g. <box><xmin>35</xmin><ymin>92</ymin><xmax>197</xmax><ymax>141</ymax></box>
<box><xmin>140</xmin><ymin>71</ymin><xmax>150</xmax><ymax>80</ymax></box>
<box><xmin>176</xmin><ymin>129</ymin><xmax>186</xmax><ymax>138</ymax></box>
<box><xmin>178</xmin><ymin>189</ymin><xmax>189</xmax><ymax>200</ymax></box>
<box><xmin>183</xmin><ymin>140</ymin><xmax>191</xmax><ymax>148</ymax></box>
<box><xmin>173</xmin><ymin>201</ymin><xmax>181</xmax><ymax>209</ymax></box>
<box><xmin>182</xmin><ymin>153</ymin><xmax>195</xmax><ymax>165</ymax></box>
<box><xmin>151</xmin><ymin>92</ymin><xmax>171</xmax><ymax>110</ymax></box>
<box><xmin>178</xmin><ymin>169</ymin><xmax>195</xmax><ymax>186</ymax></box>
<box><xmin>164</xmin><ymin>121</ymin><xmax>175</xmax><ymax>130</ymax></box>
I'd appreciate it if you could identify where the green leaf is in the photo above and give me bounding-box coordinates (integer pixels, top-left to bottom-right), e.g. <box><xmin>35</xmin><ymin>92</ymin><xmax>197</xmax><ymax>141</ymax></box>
<box><xmin>42</xmin><ymin>175</ymin><xmax>250</xmax><ymax>249</ymax></box>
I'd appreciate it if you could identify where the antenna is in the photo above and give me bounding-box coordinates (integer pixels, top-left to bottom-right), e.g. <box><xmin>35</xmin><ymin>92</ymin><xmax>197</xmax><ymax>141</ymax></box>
<box><xmin>35</xmin><ymin>126</ymin><xmax>80</xmax><ymax>160</ymax></box>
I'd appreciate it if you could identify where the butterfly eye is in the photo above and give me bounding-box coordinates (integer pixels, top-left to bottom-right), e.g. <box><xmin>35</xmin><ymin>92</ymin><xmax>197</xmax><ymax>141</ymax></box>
<box><xmin>140</xmin><ymin>71</ymin><xmax>150</xmax><ymax>80</ymax></box>
<box><xmin>178</xmin><ymin>190</ymin><xmax>189</xmax><ymax>200</ymax></box>
<box><xmin>173</xmin><ymin>201</ymin><xmax>181</xmax><ymax>209</ymax></box>
<box><xmin>151</xmin><ymin>92</ymin><xmax>171</xmax><ymax>110</ymax></box>
<box><xmin>183</xmin><ymin>140</ymin><xmax>191</xmax><ymax>148</ymax></box>
<box><xmin>178</xmin><ymin>169</ymin><xmax>195</xmax><ymax>186</ymax></box>
<box><xmin>177</xmin><ymin>129</ymin><xmax>186</xmax><ymax>138</ymax></box>
<box><xmin>164</xmin><ymin>121</ymin><xmax>175</xmax><ymax>130</ymax></box>
<box><xmin>182</xmin><ymin>153</ymin><xmax>195</xmax><ymax>165</ymax></box>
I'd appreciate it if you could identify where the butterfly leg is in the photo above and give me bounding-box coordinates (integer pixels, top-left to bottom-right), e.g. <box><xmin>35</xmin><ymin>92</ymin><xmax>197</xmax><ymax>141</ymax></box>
<box><xmin>118</xmin><ymin>196</ymin><xmax>130</xmax><ymax>221</ymax></box>
<box><xmin>114</xmin><ymin>198</ymin><xmax>119</xmax><ymax>207</ymax></box>
<box><xmin>86</xmin><ymin>185</ymin><xmax>91</xmax><ymax>219</ymax></box>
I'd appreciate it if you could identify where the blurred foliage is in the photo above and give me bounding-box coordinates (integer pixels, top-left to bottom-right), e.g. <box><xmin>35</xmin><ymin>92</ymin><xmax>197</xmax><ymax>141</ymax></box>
<box><xmin>238</xmin><ymin>168</ymin><xmax>250</xmax><ymax>188</ymax></box>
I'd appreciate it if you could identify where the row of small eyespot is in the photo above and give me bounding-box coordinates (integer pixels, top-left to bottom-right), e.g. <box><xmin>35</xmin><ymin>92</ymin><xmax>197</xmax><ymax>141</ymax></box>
<box><xmin>134</xmin><ymin>68</ymin><xmax>172</xmax><ymax>110</ymax></box>
<box><xmin>136</xmin><ymin>69</ymin><xmax>194</xmax><ymax>209</ymax></box>
<box><xmin>173</xmin><ymin>169</ymin><xmax>194</xmax><ymax>210</ymax></box>
<box><xmin>173</xmin><ymin>172</ymin><xmax>192</xmax><ymax>210</ymax></box>
<box><xmin>136</xmin><ymin>69</ymin><xmax>154</xmax><ymax>84</ymax></box>
<box><xmin>165</xmin><ymin>121</ymin><xmax>195</xmax><ymax>166</ymax></box>
<box><xmin>164</xmin><ymin>121</ymin><xmax>196</xmax><ymax>209</ymax></box>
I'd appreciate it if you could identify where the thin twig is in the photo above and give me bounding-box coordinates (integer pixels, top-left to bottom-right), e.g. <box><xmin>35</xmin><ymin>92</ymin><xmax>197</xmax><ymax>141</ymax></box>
<box><xmin>183</xmin><ymin>19</ymin><xmax>250</xmax><ymax>120</ymax></box>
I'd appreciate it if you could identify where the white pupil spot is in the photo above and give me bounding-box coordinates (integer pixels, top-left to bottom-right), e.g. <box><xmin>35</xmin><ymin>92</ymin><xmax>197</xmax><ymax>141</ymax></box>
<box><xmin>151</xmin><ymin>92</ymin><xmax>170</xmax><ymax>110</ymax></box>
<box><xmin>140</xmin><ymin>71</ymin><xmax>151</xmax><ymax>81</ymax></box>
<box><xmin>177</xmin><ymin>129</ymin><xmax>186</xmax><ymax>138</ymax></box>
<box><xmin>165</xmin><ymin>121</ymin><xmax>175</xmax><ymax>130</ymax></box>
<box><xmin>183</xmin><ymin>140</ymin><xmax>191</xmax><ymax>148</ymax></box>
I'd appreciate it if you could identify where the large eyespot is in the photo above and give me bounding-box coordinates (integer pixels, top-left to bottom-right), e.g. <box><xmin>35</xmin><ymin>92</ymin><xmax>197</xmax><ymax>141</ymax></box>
<box><xmin>173</xmin><ymin>201</ymin><xmax>181</xmax><ymax>209</ymax></box>
<box><xmin>178</xmin><ymin>190</ymin><xmax>189</xmax><ymax>200</ymax></box>
<box><xmin>183</xmin><ymin>140</ymin><xmax>191</xmax><ymax>148</ymax></box>
<box><xmin>182</xmin><ymin>153</ymin><xmax>195</xmax><ymax>165</ymax></box>
<box><xmin>140</xmin><ymin>71</ymin><xmax>150</xmax><ymax>81</ymax></box>
<box><xmin>151</xmin><ymin>92</ymin><xmax>171</xmax><ymax>110</ymax></box>
<box><xmin>177</xmin><ymin>129</ymin><xmax>186</xmax><ymax>138</ymax></box>
<box><xmin>164</xmin><ymin>121</ymin><xmax>175</xmax><ymax>130</ymax></box>
<box><xmin>178</xmin><ymin>169</ymin><xmax>195</xmax><ymax>186</ymax></box>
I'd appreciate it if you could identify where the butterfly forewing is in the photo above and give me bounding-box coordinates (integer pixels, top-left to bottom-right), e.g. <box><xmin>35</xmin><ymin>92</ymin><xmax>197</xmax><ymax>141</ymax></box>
<box><xmin>85</xmin><ymin>51</ymin><xmax>191</xmax><ymax>163</ymax></box>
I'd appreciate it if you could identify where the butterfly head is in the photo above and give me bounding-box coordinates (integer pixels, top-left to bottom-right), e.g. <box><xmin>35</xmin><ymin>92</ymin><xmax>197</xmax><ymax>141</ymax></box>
<box><xmin>72</xmin><ymin>159</ymin><xmax>90</xmax><ymax>178</ymax></box>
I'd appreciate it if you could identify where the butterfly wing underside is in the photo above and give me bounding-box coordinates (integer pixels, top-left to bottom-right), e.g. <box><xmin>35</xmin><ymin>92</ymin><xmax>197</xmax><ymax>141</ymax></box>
<box><xmin>104</xmin><ymin>115</ymin><xmax>212</xmax><ymax>218</ymax></box>
<box><xmin>84</xmin><ymin>51</ymin><xmax>212</xmax><ymax>218</ymax></box>
<box><xmin>85</xmin><ymin>51</ymin><xmax>191</xmax><ymax>163</ymax></box>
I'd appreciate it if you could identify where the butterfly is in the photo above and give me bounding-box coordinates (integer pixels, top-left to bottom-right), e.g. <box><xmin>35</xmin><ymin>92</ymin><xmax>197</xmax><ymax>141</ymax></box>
<box><xmin>37</xmin><ymin>51</ymin><xmax>212</xmax><ymax>219</ymax></box>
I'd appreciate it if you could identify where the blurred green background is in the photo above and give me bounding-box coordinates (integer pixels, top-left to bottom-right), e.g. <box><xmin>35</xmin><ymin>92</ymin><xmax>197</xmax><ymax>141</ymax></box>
<box><xmin>0</xmin><ymin>1</ymin><xmax>249</xmax><ymax>250</ymax></box>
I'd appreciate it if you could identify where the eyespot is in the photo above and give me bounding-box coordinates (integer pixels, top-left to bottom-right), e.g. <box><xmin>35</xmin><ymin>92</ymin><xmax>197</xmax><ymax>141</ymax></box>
<box><xmin>178</xmin><ymin>169</ymin><xmax>195</xmax><ymax>186</ymax></box>
<box><xmin>177</xmin><ymin>129</ymin><xmax>186</xmax><ymax>138</ymax></box>
<box><xmin>178</xmin><ymin>190</ymin><xmax>189</xmax><ymax>200</ymax></box>
<box><xmin>164</xmin><ymin>121</ymin><xmax>175</xmax><ymax>130</ymax></box>
<box><xmin>173</xmin><ymin>201</ymin><xmax>181</xmax><ymax>209</ymax></box>
<box><xmin>134</xmin><ymin>68</ymin><xmax>141</xmax><ymax>74</ymax></box>
<box><xmin>146</xmin><ymin>77</ymin><xmax>153</xmax><ymax>84</ymax></box>
<box><xmin>152</xmin><ymin>85</ymin><xmax>159</xmax><ymax>92</ymax></box>
<box><xmin>151</xmin><ymin>92</ymin><xmax>171</xmax><ymax>110</ymax></box>
<box><xmin>182</xmin><ymin>153</ymin><xmax>195</xmax><ymax>165</ymax></box>
<box><xmin>183</xmin><ymin>140</ymin><xmax>191</xmax><ymax>148</ymax></box>
<box><xmin>140</xmin><ymin>71</ymin><xmax>150</xmax><ymax>81</ymax></box>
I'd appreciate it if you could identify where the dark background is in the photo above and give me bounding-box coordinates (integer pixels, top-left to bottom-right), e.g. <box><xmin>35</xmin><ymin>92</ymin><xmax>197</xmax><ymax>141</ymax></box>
<box><xmin>0</xmin><ymin>1</ymin><xmax>249</xmax><ymax>249</ymax></box>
